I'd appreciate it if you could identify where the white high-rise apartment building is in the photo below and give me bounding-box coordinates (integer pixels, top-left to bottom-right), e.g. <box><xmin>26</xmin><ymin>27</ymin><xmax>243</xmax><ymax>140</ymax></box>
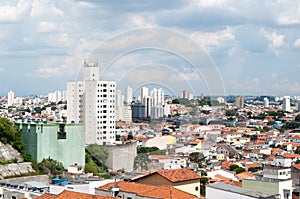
<box><xmin>151</xmin><ymin>88</ymin><xmax>164</xmax><ymax>106</ymax></box>
<box><xmin>48</xmin><ymin>90</ymin><xmax>62</xmax><ymax>103</ymax></box>
<box><xmin>150</xmin><ymin>88</ymin><xmax>165</xmax><ymax>118</ymax></box>
<box><xmin>67</xmin><ymin>62</ymin><xmax>116</xmax><ymax>145</ymax></box>
<box><xmin>7</xmin><ymin>90</ymin><xmax>14</xmax><ymax>106</ymax></box>
<box><xmin>125</xmin><ymin>86</ymin><xmax>132</xmax><ymax>105</ymax></box>
<box><xmin>263</xmin><ymin>97</ymin><xmax>269</xmax><ymax>108</ymax></box>
<box><xmin>283</xmin><ymin>96</ymin><xmax>291</xmax><ymax>112</ymax></box>
<box><xmin>140</xmin><ymin>87</ymin><xmax>149</xmax><ymax>99</ymax></box>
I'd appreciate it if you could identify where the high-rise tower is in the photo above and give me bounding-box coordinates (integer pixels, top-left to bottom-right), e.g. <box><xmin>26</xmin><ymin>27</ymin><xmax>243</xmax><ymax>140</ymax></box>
<box><xmin>67</xmin><ymin>62</ymin><xmax>116</xmax><ymax>145</ymax></box>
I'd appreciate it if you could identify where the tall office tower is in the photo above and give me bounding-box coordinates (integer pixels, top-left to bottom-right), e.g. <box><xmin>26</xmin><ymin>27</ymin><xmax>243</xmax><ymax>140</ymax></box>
<box><xmin>67</xmin><ymin>62</ymin><xmax>116</xmax><ymax>145</ymax></box>
<box><xmin>283</xmin><ymin>96</ymin><xmax>291</xmax><ymax>112</ymax></box>
<box><xmin>181</xmin><ymin>89</ymin><xmax>189</xmax><ymax>99</ymax></box>
<box><xmin>7</xmin><ymin>90</ymin><xmax>14</xmax><ymax>106</ymax></box>
<box><xmin>235</xmin><ymin>96</ymin><xmax>244</xmax><ymax>109</ymax></box>
<box><xmin>125</xmin><ymin>86</ymin><xmax>132</xmax><ymax>105</ymax></box>
<box><xmin>263</xmin><ymin>97</ymin><xmax>269</xmax><ymax>108</ymax></box>
<box><xmin>140</xmin><ymin>87</ymin><xmax>149</xmax><ymax>99</ymax></box>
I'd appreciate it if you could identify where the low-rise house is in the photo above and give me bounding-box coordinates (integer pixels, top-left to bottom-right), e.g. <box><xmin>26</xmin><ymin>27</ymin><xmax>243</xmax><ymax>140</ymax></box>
<box><xmin>216</xmin><ymin>144</ymin><xmax>242</xmax><ymax>159</ymax></box>
<box><xmin>96</xmin><ymin>181</ymin><xmax>197</xmax><ymax>199</ymax></box>
<box><xmin>132</xmin><ymin>168</ymin><xmax>201</xmax><ymax>198</ymax></box>
<box><xmin>148</xmin><ymin>155</ymin><xmax>187</xmax><ymax>170</ymax></box>
<box><xmin>36</xmin><ymin>190</ymin><xmax>115</xmax><ymax>199</ymax></box>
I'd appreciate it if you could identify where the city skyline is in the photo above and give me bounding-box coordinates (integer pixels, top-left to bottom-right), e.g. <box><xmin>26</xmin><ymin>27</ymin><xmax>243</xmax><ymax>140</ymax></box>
<box><xmin>0</xmin><ymin>1</ymin><xmax>300</xmax><ymax>96</ymax></box>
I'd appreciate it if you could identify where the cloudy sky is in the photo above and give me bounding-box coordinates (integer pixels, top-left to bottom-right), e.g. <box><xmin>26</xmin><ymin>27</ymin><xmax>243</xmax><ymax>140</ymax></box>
<box><xmin>0</xmin><ymin>0</ymin><xmax>300</xmax><ymax>97</ymax></box>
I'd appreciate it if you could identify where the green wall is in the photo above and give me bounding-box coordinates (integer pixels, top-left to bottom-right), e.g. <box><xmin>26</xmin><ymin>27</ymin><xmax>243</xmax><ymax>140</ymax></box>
<box><xmin>16</xmin><ymin>123</ymin><xmax>85</xmax><ymax>168</ymax></box>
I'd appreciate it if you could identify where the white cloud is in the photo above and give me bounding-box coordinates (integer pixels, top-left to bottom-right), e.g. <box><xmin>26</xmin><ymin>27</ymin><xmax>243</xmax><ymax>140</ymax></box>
<box><xmin>259</xmin><ymin>28</ymin><xmax>285</xmax><ymax>55</ymax></box>
<box><xmin>191</xmin><ymin>27</ymin><xmax>235</xmax><ymax>52</ymax></box>
<box><xmin>37</xmin><ymin>21</ymin><xmax>58</xmax><ymax>33</ymax></box>
<box><xmin>35</xmin><ymin>66</ymin><xmax>60</xmax><ymax>78</ymax></box>
<box><xmin>30</xmin><ymin>0</ymin><xmax>64</xmax><ymax>18</ymax></box>
<box><xmin>0</xmin><ymin>0</ymin><xmax>30</xmax><ymax>22</ymax></box>
<box><xmin>129</xmin><ymin>15</ymin><xmax>155</xmax><ymax>28</ymax></box>
<box><xmin>293</xmin><ymin>38</ymin><xmax>300</xmax><ymax>48</ymax></box>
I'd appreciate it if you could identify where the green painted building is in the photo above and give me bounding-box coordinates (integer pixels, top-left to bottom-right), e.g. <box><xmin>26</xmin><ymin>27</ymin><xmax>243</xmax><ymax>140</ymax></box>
<box><xmin>15</xmin><ymin>122</ymin><xmax>85</xmax><ymax>168</ymax></box>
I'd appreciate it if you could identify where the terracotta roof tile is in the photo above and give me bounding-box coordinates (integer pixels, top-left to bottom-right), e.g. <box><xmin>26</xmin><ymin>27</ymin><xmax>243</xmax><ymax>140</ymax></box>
<box><xmin>282</xmin><ymin>154</ymin><xmax>300</xmax><ymax>158</ymax></box>
<box><xmin>98</xmin><ymin>181</ymin><xmax>196</xmax><ymax>199</ymax></box>
<box><xmin>35</xmin><ymin>193</ymin><xmax>56</xmax><ymax>199</ymax></box>
<box><xmin>292</xmin><ymin>164</ymin><xmax>300</xmax><ymax>170</ymax></box>
<box><xmin>42</xmin><ymin>190</ymin><xmax>115</xmax><ymax>199</ymax></box>
<box><xmin>156</xmin><ymin>168</ymin><xmax>201</xmax><ymax>183</ymax></box>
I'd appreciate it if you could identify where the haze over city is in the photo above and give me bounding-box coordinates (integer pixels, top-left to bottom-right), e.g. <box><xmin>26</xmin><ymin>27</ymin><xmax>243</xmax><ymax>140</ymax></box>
<box><xmin>0</xmin><ymin>0</ymin><xmax>300</xmax><ymax>96</ymax></box>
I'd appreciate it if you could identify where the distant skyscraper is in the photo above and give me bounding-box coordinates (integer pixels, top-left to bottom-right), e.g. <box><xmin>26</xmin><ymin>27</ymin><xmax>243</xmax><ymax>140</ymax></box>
<box><xmin>181</xmin><ymin>90</ymin><xmax>189</xmax><ymax>99</ymax></box>
<box><xmin>283</xmin><ymin>96</ymin><xmax>291</xmax><ymax>112</ymax></box>
<box><xmin>125</xmin><ymin>86</ymin><xmax>132</xmax><ymax>105</ymax></box>
<box><xmin>263</xmin><ymin>97</ymin><xmax>269</xmax><ymax>108</ymax></box>
<box><xmin>235</xmin><ymin>96</ymin><xmax>244</xmax><ymax>109</ymax></box>
<box><xmin>7</xmin><ymin>90</ymin><xmax>14</xmax><ymax>106</ymax></box>
<box><xmin>140</xmin><ymin>87</ymin><xmax>149</xmax><ymax>99</ymax></box>
<box><xmin>67</xmin><ymin>62</ymin><xmax>116</xmax><ymax>145</ymax></box>
<box><xmin>48</xmin><ymin>90</ymin><xmax>62</xmax><ymax>103</ymax></box>
<box><xmin>150</xmin><ymin>88</ymin><xmax>165</xmax><ymax>118</ymax></box>
<box><xmin>131</xmin><ymin>103</ymin><xmax>146</xmax><ymax>121</ymax></box>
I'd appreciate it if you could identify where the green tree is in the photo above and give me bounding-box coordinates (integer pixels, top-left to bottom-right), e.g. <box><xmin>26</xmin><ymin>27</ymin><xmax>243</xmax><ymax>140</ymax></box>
<box><xmin>37</xmin><ymin>157</ymin><xmax>65</xmax><ymax>176</ymax></box>
<box><xmin>295</xmin><ymin>146</ymin><xmax>300</xmax><ymax>154</ymax></box>
<box><xmin>225</xmin><ymin>110</ymin><xmax>236</xmax><ymax>116</ymax></box>
<box><xmin>84</xmin><ymin>161</ymin><xmax>102</xmax><ymax>175</ymax></box>
<box><xmin>229</xmin><ymin>164</ymin><xmax>239</xmax><ymax>171</ymax></box>
<box><xmin>189</xmin><ymin>152</ymin><xmax>205</xmax><ymax>163</ymax></box>
<box><xmin>86</xmin><ymin>144</ymin><xmax>109</xmax><ymax>166</ymax></box>
<box><xmin>137</xmin><ymin>146</ymin><xmax>160</xmax><ymax>154</ymax></box>
<box><xmin>200</xmin><ymin>177</ymin><xmax>209</xmax><ymax>196</ymax></box>
<box><xmin>134</xmin><ymin>153</ymin><xmax>151</xmax><ymax>172</ymax></box>
<box><xmin>235</xmin><ymin>167</ymin><xmax>246</xmax><ymax>174</ymax></box>
<box><xmin>295</xmin><ymin>115</ymin><xmax>300</xmax><ymax>122</ymax></box>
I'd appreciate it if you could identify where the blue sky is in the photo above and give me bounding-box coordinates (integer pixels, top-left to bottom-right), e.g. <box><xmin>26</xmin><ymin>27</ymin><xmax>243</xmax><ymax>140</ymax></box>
<box><xmin>0</xmin><ymin>0</ymin><xmax>300</xmax><ymax>97</ymax></box>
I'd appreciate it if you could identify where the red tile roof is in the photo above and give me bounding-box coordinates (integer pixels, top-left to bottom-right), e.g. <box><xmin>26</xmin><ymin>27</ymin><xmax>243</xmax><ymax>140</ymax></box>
<box><xmin>292</xmin><ymin>164</ymin><xmax>300</xmax><ymax>170</ymax></box>
<box><xmin>281</xmin><ymin>154</ymin><xmax>300</xmax><ymax>159</ymax></box>
<box><xmin>156</xmin><ymin>168</ymin><xmax>201</xmax><ymax>183</ymax></box>
<box><xmin>98</xmin><ymin>181</ymin><xmax>197</xmax><ymax>199</ymax></box>
<box><xmin>36</xmin><ymin>190</ymin><xmax>115</xmax><ymax>199</ymax></box>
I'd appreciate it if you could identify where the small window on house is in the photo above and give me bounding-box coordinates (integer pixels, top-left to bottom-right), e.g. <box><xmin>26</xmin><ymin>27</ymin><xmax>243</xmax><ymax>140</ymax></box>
<box><xmin>195</xmin><ymin>186</ymin><xmax>199</xmax><ymax>191</ymax></box>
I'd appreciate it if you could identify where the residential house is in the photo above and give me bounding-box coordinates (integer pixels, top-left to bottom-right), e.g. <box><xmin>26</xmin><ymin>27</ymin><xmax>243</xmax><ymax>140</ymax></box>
<box><xmin>291</xmin><ymin>164</ymin><xmax>300</xmax><ymax>196</ymax></box>
<box><xmin>132</xmin><ymin>168</ymin><xmax>201</xmax><ymax>198</ymax></box>
<box><xmin>36</xmin><ymin>190</ymin><xmax>116</xmax><ymax>199</ymax></box>
<box><xmin>216</xmin><ymin>144</ymin><xmax>242</xmax><ymax>159</ymax></box>
<box><xmin>96</xmin><ymin>181</ymin><xmax>197</xmax><ymax>199</ymax></box>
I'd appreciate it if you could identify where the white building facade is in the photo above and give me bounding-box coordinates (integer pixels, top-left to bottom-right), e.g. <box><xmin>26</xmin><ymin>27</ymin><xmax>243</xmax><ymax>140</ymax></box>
<box><xmin>67</xmin><ymin>62</ymin><xmax>116</xmax><ymax>145</ymax></box>
<box><xmin>7</xmin><ymin>90</ymin><xmax>14</xmax><ymax>106</ymax></box>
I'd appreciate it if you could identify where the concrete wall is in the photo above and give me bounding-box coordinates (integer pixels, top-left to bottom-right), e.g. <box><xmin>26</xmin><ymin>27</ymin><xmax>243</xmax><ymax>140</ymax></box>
<box><xmin>16</xmin><ymin>123</ymin><xmax>85</xmax><ymax>168</ymax></box>
<box><xmin>0</xmin><ymin>163</ymin><xmax>35</xmax><ymax>179</ymax></box>
<box><xmin>243</xmin><ymin>179</ymin><xmax>292</xmax><ymax>199</ymax></box>
<box><xmin>206</xmin><ymin>186</ymin><xmax>257</xmax><ymax>199</ymax></box>
<box><xmin>104</xmin><ymin>142</ymin><xmax>137</xmax><ymax>172</ymax></box>
<box><xmin>243</xmin><ymin>179</ymin><xmax>279</xmax><ymax>195</ymax></box>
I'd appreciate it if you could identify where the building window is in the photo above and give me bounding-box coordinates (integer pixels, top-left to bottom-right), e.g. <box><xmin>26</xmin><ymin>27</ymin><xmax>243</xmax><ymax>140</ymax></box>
<box><xmin>195</xmin><ymin>186</ymin><xmax>199</xmax><ymax>191</ymax></box>
<box><xmin>57</xmin><ymin>124</ymin><xmax>67</xmax><ymax>139</ymax></box>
